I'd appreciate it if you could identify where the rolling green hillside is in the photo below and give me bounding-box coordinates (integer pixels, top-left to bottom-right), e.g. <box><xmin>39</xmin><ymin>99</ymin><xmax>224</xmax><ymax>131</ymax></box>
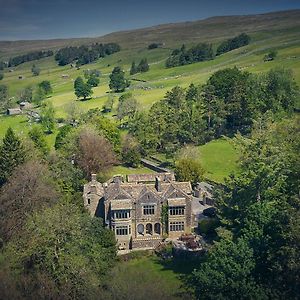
<box><xmin>0</xmin><ymin>9</ymin><xmax>299</xmax><ymax>182</ymax></box>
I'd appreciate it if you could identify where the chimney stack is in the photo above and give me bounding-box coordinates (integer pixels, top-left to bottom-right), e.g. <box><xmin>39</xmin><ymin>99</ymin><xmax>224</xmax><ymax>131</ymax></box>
<box><xmin>91</xmin><ymin>173</ymin><xmax>97</xmax><ymax>182</ymax></box>
<box><xmin>155</xmin><ymin>176</ymin><xmax>162</xmax><ymax>192</ymax></box>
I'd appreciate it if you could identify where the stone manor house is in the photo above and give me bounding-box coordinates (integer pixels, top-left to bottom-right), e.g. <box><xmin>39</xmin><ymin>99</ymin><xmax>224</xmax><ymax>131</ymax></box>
<box><xmin>83</xmin><ymin>173</ymin><xmax>193</xmax><ymax>250</ymax></box>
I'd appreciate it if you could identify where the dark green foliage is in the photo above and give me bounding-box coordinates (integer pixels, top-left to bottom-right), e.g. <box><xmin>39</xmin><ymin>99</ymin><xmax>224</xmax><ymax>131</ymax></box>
<box><xmin>49</xmin><ymin>154</ymin><xmax>84</xmax><ymax>196</ymax></box>
<box><xmin>198</xmin><ymin>218</ymin><xmax>219</xmax><ymax>236</ymax></box>
<box><xmin>38</xmin><ymin>80</ymin><xmax>52</xmax><ymax>94</ymax></box>
<box><xmin>109</xmin><ymin>67</ymin><xmax>130</xmax><ymax>92</ymax></box>
<box><xmin>0</xmin><ymin>61</ymin><xmax>7</xmax><ymax>70</ymax></box>
<box><xmin>3</xmin><ymin>202</ymin><xmax>116</xmax><ymax>299</ymax></box>
<box><xmin>40</xmin><ymin>102</ymin><xmax>55</xmax><ymax>133</ymax></box>
<box><xmin>0</xmin><ymin>72</ymin><xmax>3</xmax><ymax>80</ymax></box>
<box><xmin>55</xmin><ymin>43</ymin><xmax>120</xmax><ymax>66</ymax></box>
<box><xmin>33</xmin><ymin>87</ymin><xmax>46</xmax><ymax>105</ymax></box>
<box><xmin>28</xmin><ymin>126</ymin><xmax>49</xmax><ymax>156</ymax></box>
<box><xmin>0</xmin><ymin>127</ymin><xmax>25</xmax><ymax>186</ymax></box>
<box><xmin>216</xmin><ymin>33</ymin><xmax>250</xmax><ymax>56</ymax></box>
<box><xmin>31</xmin><ymin>64</ymin><xmax>40</xmax><ymax>76</ymax></box>
<box><xmin>202</xmin><ymin>67</ymin><xmax>298</xmax><ymax>138</ymax></box>
<box><xmin>200</xmin><ymin>117</ymin><xmax>300</xmax><ymax>299</ymax></box>
<box><xmin>0</xmin><ymin>84</ymin><xmax>9</xmax><ymax>110</ymax></box>
<box><xmin>129</xmin><ymin>85</ymin><xmax>206</xmax><ymax>154</ymax></box>
<box><xmin>148</xmin><ymin>43</ymin><xmax>162</xmax><ymax>49</ymax></box>
<box><xmin>55</xmin><ymin>124</ymin><xmax>73</xmax><ymax>150</ymax></box>
<box><xmin>263</xmin><ymin>50</ymin><xmax>277</xmax><ymax>61</ymax></box>
<box><xmin>130</xmin><ymin>58</ymin><xmax>150</xmax><ymax>74</ymax></box>
<box><xmin>130</xmin><ymin>61</ymin><xmax>138</xmax><ymax>75</ymax></box>
<box><xmin>87</xmin><ymin>74</ymin><xmax>100</xmax><ymax>87</ymax></box>
<box><xmin>8</xmin><ymin>50</ymin><xmax>53</xmax><ymax>67</ymax></box>
<box><xmin>166</xmin><ymin>43</ymin><xmax>213</xmax><ymax>68</ymax></box>
<box><xmin>137</xmin><ymin>58</ymin><xmax>149</xmax><ymax>72</ymax></box>
<box><xmin>129</xmin><ymin>68</ymin><xmax>298</xmax><ymax>155</ymax></box>
<box><xmin>175</xmin><ymin>158</ymin><xmax>205</xmax><ymax>186</ymax></box>
<box><xmin>192</xmin><ymin>239</ymin><xmax>268</xmax><ymax>299</ymax></box>
<box><xmin>74</xmin><ymin>76</ymin><xmax>93</xmax><ymax>100</ymax></box>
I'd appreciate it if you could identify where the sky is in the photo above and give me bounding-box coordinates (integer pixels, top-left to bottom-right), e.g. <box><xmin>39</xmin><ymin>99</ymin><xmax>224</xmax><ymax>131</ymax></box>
<box><xmin>0</xmin><ymin>0</ymin><xmax>299</xmax><ymax>41</ymax></box>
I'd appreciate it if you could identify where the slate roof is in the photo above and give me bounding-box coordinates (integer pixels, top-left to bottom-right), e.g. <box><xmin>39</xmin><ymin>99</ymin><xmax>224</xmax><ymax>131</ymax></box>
<box><xmin>103</xmin><ymin>175</ymin><xmax>192</xmax><ymax>204</ymax></box>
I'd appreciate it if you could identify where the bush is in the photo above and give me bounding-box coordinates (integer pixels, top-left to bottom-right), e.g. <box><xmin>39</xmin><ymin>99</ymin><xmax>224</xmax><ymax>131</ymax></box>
<box><xmin>198</xmin><ymin>218</ymin><xmax>219</xmax><ymax>235</ymax></box>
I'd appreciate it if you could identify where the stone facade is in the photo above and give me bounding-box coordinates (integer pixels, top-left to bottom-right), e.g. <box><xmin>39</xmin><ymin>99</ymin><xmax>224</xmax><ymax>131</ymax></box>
<box><xmin>83</xmin><ymin>173</ymin><xmax>193</xmax><ymax>250</ymax></box>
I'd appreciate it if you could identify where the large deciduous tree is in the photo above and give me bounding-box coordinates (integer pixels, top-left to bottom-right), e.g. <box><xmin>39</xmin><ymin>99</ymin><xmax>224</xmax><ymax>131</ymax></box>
<box><xmin>3</xmin><ymin>202</ymin><xmax>116</xmax><ymax>299</ymax></box>
<box><xmin>0</xmin><ymin>160</ymin><xmax>58</xmax><ymax>242</ymax></box>
<box><xmin>74</xmin><ymin>76</ymin><xmax>93</xmax><ymax>100</ymax></box>
<box><xmin>109</xmin><ymin>67</ymin><xmax>129</xmax><ymax>92</ymax></box>
<box><xmin>75</xmin><ymin>127</ymin><xmax>117</xmax><ymax>178</ymax></box>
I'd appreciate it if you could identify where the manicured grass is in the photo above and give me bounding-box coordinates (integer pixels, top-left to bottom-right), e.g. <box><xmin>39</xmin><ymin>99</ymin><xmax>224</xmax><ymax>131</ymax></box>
<box><xmin>114</xmin><ymin>255</ymin><xmax>194</xmax><ymax>299</ymax></box>
<box><xmin>110</xmin><ymin>165</ymin><xmax>154</xmax><ymax>176</ymax></box>
<box><xmin>198</xmin><ymin>138</ymin><xmax>240</xmax><ymax>183</ymax></box>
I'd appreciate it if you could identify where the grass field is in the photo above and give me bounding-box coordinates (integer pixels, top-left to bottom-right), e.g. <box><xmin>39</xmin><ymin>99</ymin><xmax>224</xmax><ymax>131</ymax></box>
<box><xmin>198</xmin><ymin>138</ymin><xmax>240</xmax><ymax>183</ymax></box>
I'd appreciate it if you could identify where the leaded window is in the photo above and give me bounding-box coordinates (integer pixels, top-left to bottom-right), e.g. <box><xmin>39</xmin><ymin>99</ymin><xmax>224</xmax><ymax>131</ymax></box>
<box><xmin>114</xmin><ymin>210</ymin><xmax>130</xmax><ymax>219</ymax></box>
<box><xmin>115</xmin><ymin>225</ymin><xmax>130</xmax><ymax>236</ymax></box>
<box><xmin>169</xmin><ymin>206</ymin><xmax>185</xmax><ymax>215</ymax></box>
<box><xmin>169</xmin><ymin>221</ymin><xmax>184</xmax><ymax>232</ymax></box>
<box><xmin>143</xmin><ymin>205</ymin><xmax>155</xmax><ymax>215</ymax></box>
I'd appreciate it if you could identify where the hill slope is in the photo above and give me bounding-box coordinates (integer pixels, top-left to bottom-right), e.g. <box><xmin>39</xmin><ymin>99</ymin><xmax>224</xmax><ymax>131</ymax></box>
<box><xmin>0</xmin><ymin>9</ymin><xmax>299</xmax><ymax>57</ymax></box>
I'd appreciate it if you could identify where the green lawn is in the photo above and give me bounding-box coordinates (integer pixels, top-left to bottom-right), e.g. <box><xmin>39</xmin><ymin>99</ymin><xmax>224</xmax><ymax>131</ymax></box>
<box><xmin>198</xmin><ymin>138</ymin><xmax>240</xmax><ymax>183</ymax></box>
<box><xmin>110</xmin><ymin>255</ymin><xmax>194</xmax><ymax>299</ymax></box>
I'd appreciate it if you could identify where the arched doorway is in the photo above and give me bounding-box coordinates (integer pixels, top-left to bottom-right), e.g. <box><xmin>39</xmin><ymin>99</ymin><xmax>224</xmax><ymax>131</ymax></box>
<box><xmin>146</xmin><ymin>223</ymin><xmax>153</xmax><ymax>235</ymax></box>
<box><xmin>137</xmin><ymin>224</ymin><xmax>144</xmax><ymax>235</ymax></box>
<box><xmin>154</xmin><ymin>223</ymin><xmax>161</xmax><ymax>235</ymax></box>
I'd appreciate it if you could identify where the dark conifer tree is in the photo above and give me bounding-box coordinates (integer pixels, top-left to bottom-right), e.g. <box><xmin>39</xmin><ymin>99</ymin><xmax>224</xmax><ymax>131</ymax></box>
<box><xmin>0</xmin><ymin>127</ymin><xmax>25</xmax><ymax>186</ymax></box>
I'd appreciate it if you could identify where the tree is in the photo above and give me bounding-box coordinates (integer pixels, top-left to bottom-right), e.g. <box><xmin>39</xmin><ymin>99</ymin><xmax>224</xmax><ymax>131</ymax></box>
<box><xmin>213</xmin><ymin>117</ymin><xmax>300</xmax><ymax>299</ymax></box>
<box><xmin>0</xmin><ymin>72</ymin><xmax>4</xmax><ymax>80</ymax></box>
<box><xmin>102</xmin><ymin>95</ymin><xmax>114</xmax><ymax>113</ymax></box>
<box><xmin>192</xmin><ymin>239</ymin><xmax>268</xmax><ymax>300</ymax></box>
<box><xmin>175</xmin><ymin>158</ymin><xmax>205</xmax><ymax>186</ymax></box>
<box><xmin>137</xmin><ymin>58</ymin><xmax>149</xmax><ymax>73</ymax></box>
<box><xmin>121</xmin><ymin>135</ymin><xmax>141</xmax><ymax>167</ymax></box>
<box><xmin>28</xmin><ymin>126</ymin><xmax>49</xmax><ymax>156</ymax></box>
<box><xmin>54</xmin><ymin>124</ymin><xmax>73</xmax><ymax>150</ymax></box>
<box><xmin>87</xmin><ymin>75</ymin><xmax>100</xmax><ymax>87</ymax></box>
<box><xmin>75</xmin><ymin>127</ymin><xmax>117</xmax><ymax>178</ymax></box>
<box><xmin>65</xmin><ymin>101</ymin><xmax>82</xmax><ymax>124</ymax></box>
<box><xmin>33</xmin><ymin>86</ymin><xmax>46</xmax><ymax>105</ymax></box>
<box><xmin>3</xmin><ymin>202</ymin><xmax>116</xmax><ymax>299</ymax></box>
<box><xmin>0</xmin><ymin>160</ymin><xmax>58</xmax><ymax>242</ymax></box>
<box><xmin>95</xmin><ymin>116</ymin><xmax>121</xmax><ymax>153</ymax></box>
<box><xmin>38</xmin><ymin>80</ymin><xmax>52</xmax><ymax>94</ymax></box>
<box><xmin>130</xmin><ymin>61</ymin><xmax>138</xmax><ymax>75</ymax></box>
<box><xmin>74</xmin><ymin>76</ymin><xmax>93</xmax><ymax>100</ymax></box>
<box><xmin>31</xmin><ymin>64</ymin><xmax>40</xmax><ymax>76</ymax></box>
<box><xmin>0</xmin><ymin>84</ymin><xmax>10</xmax><ymax>110</ymax></box>
<box><xmin>19</xmin><ymin>86</ymin><xmax>33</xmax><ymax>103</ymax></box>
<box><xmin>117</xmin><ymin>93</ymin><xmax>138</xmax><ymax>121</ymax></box>
<box><xmin>263</xmin><ymin>50</ymin><xmax>277</xmax><ymax>61</ymax></box>
<box><xmin>40</xmin><ymin>102</ymin><xmax>55</xmax><ymax>133</ymax></box>
<box><xmin>0</xmin><ymin>127</ymin><xmax>25</xmax><ymax>186</ymax></box>
<box><xmin>109</xmin><ymin>67</ymin><xmax>129</xmax><ymax>92</ymax></box>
